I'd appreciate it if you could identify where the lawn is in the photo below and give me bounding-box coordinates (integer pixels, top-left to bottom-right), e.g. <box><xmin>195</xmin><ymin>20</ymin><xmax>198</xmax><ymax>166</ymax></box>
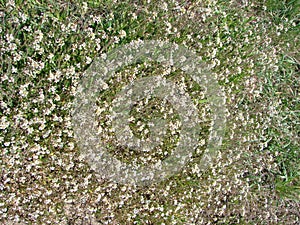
<box><xmin>0</xmin><ymin>0</ymin><xmax>299</xmax><ymax>224</ymax></box>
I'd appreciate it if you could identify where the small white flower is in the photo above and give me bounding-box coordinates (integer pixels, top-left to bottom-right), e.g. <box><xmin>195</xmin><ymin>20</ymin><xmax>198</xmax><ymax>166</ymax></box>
<box><xmin>82</xmin><ymin>2</ymin><xmax>88</xmax><ymax>13</ymax></box>
<box><xmin>119</xmin><ymin>30</ymin><xmax>127</xmax><ymax>39</ymax></box>
<box><xmin>237</xmin><ymin>66</ymin><xmax>242</xmax><ymax>74</ymax></box>
<box><xmin>131</xmin><ymin>13</ymin><xmax>137</xmax><ymax>20</ymax></box>
<box><xmin>12</xmin><ymin>66</ymin><xmax>17</xmax><ymax>73</ymax></box>
<box><xmin>101</xmin><ymin>53</ymin><xmax>107</xmax><ymax>60</ymax></box>
<box><xmin>19</xmin><ymin>84</ymin><xmax>29</xmax><ymax>97</ymax></box>
<box><xmin>64</xmin><ymin>54</ymin><xmax>70</xmax><ymax>61</ymax></box>
<box><xmin>54</xmin><ymin>94</ymin><xmax>61</xmax><ymax>101</ymax></box>
<box><xmin>86</xmin><ymin>56</ymin><xmax>92</xmax><ymax>64</ymax></box>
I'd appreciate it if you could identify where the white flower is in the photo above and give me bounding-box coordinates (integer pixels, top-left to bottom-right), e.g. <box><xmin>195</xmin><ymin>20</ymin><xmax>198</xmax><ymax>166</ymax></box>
<box><xmin>13</xmin><ymin>53</ymin><xmax>22</xmax><ymax>62</ymax></box>
<box><xmin>86</xmin><ymin>56</ymin><xmax>92</xmax><ymax>64</ymax></box>
<box><xmin>119</xmin><ymin>30</ymin><xmax>127</xmax><ymax>39</ymax></box>
<box><xmin>19</xmin><ymin>12</ymin><xmax>27</xmax><ymax>22</ymax></box>
<box><xmin>6</xmin><ymin>34</ymin><xmax>14</xmax><ymax>43</ymax></box>
<box><xmin>82</xmin><ymin>2</ymin><xmax>88</xmax><ymax>13</ymax></box>
<box><xmin>64</xmin><ymin>54</ymin><xmax>70</xmax><ymax>61</ymax></box>
<box><xmin>12</xmin><ymin>66</ymin><xmax>17</xmax><ymax>73</ymax></box>
<box><xmin>54</xmin><ymin>94</ymin><xmax>61</xmax><ymax>101</ymax></box>
<box><xmin>48</xmin><ymin>53</ymin><xmax>54</xmax><ymax>61</ymax></box>
<box><xmin>131</xmin><ymin>13</ymin><xmax>137</xmax><ymax>20</ymax></box>
<box><xmin>19</xmin><ymin>84</ymin><xmax>29</xmax><ymax>97</ymax></box>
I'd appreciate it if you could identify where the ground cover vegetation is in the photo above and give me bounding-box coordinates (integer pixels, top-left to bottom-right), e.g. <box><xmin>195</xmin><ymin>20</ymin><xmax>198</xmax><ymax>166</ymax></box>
<box><xmin>0</xmin><ymin>0</ymin><xmax>299</xmax><ymax>224</ymax></box>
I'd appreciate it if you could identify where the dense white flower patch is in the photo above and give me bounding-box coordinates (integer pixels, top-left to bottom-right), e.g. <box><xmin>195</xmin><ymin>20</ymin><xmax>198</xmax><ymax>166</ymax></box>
<box><xmin>0</xmin><ymin>0</ymin><xmax>299</xmax><ymax>224</ymax></box>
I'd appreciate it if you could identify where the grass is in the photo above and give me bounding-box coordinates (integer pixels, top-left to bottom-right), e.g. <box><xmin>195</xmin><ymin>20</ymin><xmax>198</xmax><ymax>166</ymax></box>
<box><xmin>0</xmin><ymin>0</ymin><xmax>299</xmax><ymax>224</ymax></box>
